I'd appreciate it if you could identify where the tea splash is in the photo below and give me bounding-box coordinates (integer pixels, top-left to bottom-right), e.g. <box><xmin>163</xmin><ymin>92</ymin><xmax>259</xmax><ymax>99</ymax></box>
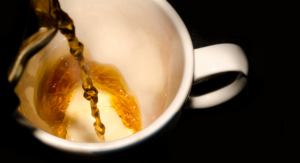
<box><xmin>35</xmin><ymin>55</ymin><xmax>142</xmax><ymax>142</ymax></box>
<box><xmin>33</xmin><ymin>0</ymin><xmax>141</xmax><ymax>142</ymax></box>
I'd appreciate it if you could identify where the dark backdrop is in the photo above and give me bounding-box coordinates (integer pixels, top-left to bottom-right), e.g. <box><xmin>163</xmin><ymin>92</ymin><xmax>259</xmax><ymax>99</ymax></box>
<box><xmin>0</xmin><ymin>0</ymin><xmax>285</xmax><ymax>162</ymax></box>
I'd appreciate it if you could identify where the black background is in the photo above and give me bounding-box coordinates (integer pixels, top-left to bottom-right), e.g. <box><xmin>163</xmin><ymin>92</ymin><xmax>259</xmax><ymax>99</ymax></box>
<box><xmin>0</xmin><ymin>0</ymin><xmax>286</xmax><ymax>162</ymax></box>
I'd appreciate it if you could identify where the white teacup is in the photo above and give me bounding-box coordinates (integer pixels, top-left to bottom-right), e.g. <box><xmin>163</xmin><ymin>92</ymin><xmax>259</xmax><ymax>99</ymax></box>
<box><xmin>14</xmin><ymin>0</ymin><xmax>248</xmax><ymax>156</ymax></box>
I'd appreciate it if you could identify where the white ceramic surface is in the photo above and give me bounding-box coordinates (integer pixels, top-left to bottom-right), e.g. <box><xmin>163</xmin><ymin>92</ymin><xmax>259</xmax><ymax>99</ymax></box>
<box><xmin>191</xmin><ymin>44</ymin><xmax>248</xmax><ymax>108</ymax></box>
<box><xmin>14</xmin><ymin>0</ymin><xmax>248</xmax><ymax>155</ymax></box>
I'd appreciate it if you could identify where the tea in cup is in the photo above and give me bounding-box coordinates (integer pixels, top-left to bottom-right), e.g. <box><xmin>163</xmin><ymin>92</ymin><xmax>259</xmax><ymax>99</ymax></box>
<box><xmin>13</xmin><ymin>0</ymin><xmax>248</xmax><ymax>156</ymax></box>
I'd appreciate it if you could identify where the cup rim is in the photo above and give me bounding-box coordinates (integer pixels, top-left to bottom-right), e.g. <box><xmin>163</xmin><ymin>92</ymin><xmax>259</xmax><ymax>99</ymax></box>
<box><xmin>29</xmin><ymin>0</ymin><xmax>194</xmax><ymax>154</ymax></box>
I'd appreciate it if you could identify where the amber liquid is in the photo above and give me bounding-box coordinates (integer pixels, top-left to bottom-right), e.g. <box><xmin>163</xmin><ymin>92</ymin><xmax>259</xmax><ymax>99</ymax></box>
<box><xmin>34</xmin><ymin>0</ymin><xmax>141</xmax><ymax>141</ymax></box>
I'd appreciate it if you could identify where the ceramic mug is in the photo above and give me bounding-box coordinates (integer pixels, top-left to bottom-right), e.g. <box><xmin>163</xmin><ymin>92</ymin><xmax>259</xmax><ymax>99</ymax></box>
<box><xmin>13</xmin><ymin>0</ymin><xmax>248</xmax><ymax>157</ymax></box>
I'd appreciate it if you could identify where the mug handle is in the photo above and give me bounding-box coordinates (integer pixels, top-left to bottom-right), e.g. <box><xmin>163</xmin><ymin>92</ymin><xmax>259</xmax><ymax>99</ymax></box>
<box><xmin>188</xmin><ymin>43</ymin><xmax>248</xmax><ymax>109</ymax></box>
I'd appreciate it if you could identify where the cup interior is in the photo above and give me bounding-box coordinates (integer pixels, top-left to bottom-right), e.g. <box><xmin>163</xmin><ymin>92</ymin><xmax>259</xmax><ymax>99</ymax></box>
<box><xmin>15</xmin><ymin>0</ymin><xmax>185</xmax><ymax>141</ymax></box>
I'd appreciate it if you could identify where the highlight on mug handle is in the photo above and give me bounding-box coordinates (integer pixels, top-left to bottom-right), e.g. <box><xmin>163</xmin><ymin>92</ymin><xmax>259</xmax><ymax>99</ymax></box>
<box><xmin>188</xmin><ymin>43</ymin><xmax>248</xmax><ymax>109</ymax></box>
